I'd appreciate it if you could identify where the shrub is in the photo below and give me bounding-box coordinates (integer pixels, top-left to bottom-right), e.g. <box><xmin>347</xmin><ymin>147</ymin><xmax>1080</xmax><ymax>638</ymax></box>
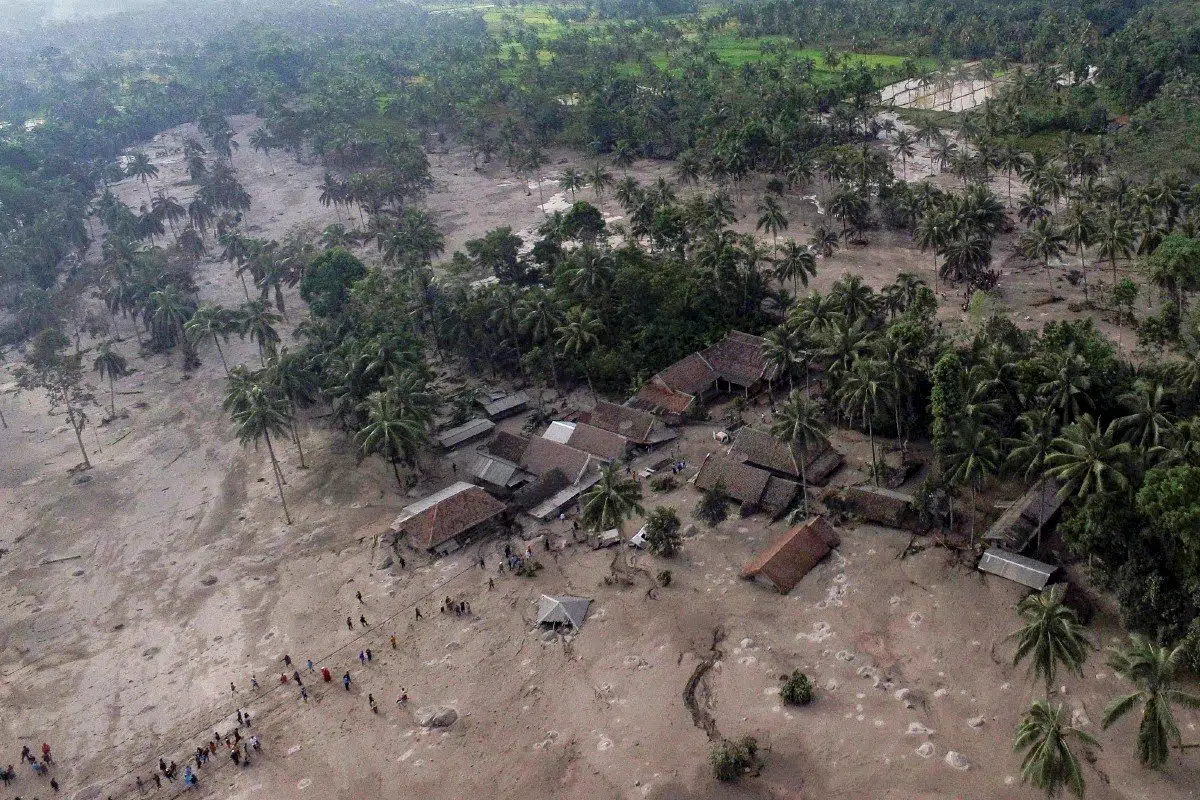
<box><xmin>710</xmin><ymin>736</ymin><xmax>759</xmax><ymax>782</ymax></box>
<box><xmin>696</xmin><ymin>484</ymin><xmax>729</xmax><ymax>526</ymax></box>
<box><xmin>515</xmin><ymin>559</ymin><xmax>543</xmax><ymax>578</ymax></box>
<box><xmin>780</xmin><ymin>670</ymin><xmax>814</xmax><ymax>705</ymax></box>
<box><xmin>650</xmin><ymin>474</ymin><xmax>677</xmax><ymax>493</ymax></box>
<box><xmin>657</xmin><ymin>569</ymin><xmax>672</xmax><ymax>587</ymax></box>
<box><xmin>299</xmin><ymin>247</ymin><xmax>365</xmax><ymax>318</ymax></box>
<box><xmin>644</xmin><ymin>506</ymin><xmax>682</xmax><ymax>557</ymax></box>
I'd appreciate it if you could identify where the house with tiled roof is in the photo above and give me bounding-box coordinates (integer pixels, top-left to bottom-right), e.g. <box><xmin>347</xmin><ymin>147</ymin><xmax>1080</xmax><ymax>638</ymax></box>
<box><xmin>728</xmin><ymin>427</ymin><xmax>844</xmax><ymax>486</ymax></box>
<box><xmin>628</xmin><ymin>331</ymin><xmax>779</xmax><ymax>418</ymax></box>
<box><xmin>693</xmin><ymin>452</ymin><xmax>799</xmax><ymax>519</ymax></box>
<box><xmin>583</xmin><ymin>400</ymin><xmax>675</xmax><ymax>445</ymax></box>
<box><xmin>391</xmin><ymin>482</ymin><xmax>508</xmax><ymax>556</ymax></box>
<box><xmin>742</xmin><ymin>516</ymin><xmax>841</xmax><ymax>594</ymax></box>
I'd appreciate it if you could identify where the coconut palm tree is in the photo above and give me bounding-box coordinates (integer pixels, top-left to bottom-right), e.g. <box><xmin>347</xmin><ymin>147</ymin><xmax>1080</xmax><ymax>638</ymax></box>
<box><xmin>773</xmin><ymin>241</ymin><xmax>817</xmax><ymax>295</ymax></box>
<box><xmin>517</xmin><ymin>291</ymin><xmax>563</xmax><ymax>392</ymax></box>
<box><xmin>761</xmin><ymin>325</ymin><xmax>804</xmax><ymax>392</ymax></box>
<box><xmin>580</xmin><ymin>460</ymin><xmax>643</xmax><ymax>532</ymax></box>
<box><xmin>1015</xmin><ymin>700</ymin><xmax>1098</xmax><ymax>799</ymax></box>
<box><xmin>756</xmin><ymin>195</ymin><xmax>788</xmax><ymax>255</ymax></box>
<box><xmin>1115</xmin><ymin>381</ymin><xmax>1174</xmax><ymax>453</ymax></box>
<box><xmin>809</xmin><ymin>226</ymin><xmax>840</xmax><ymax>258</ymax></box>
<box><xmin>92</xmin><ymin>340</ymin><xmax>129</xmax><ymax>417</ymax></box>
<box><xmin>147</xmin><ymin>286</ymin><xmax>196</xmax><ymax>365</ymax></box>
<box><xmin>126</xmin><ymin>152</ymin><xmax>158</xmax><ymax>204</ymax></box>
<box><xmin>1006</xmin><ymin>408</ymin><xmax>1058</xmax><ymax>544</ymax></box>
<box><xmin>915</xmin><ymin>213</ymin><xmax>949</xmax><ymax>292</ymax></box>
<box><xmin>264</xmin><ymin>347</ymin><xmax>319</xmax><ymax>469</ymax></box>
<box><xmin>1020</xmin><ymin>218</ymin><xmax>1068</xmax><ymax>293</ymax></box>
<box><xmin>231</xmin><ymin>384</ymin><xmax>293</xmax><ymax>524</ymax></box>
<box><xmin>944</xmin><ymin>417</ymin><xmax>1001</xmax><ymax>542</ymax></box>
<box><xmin>1044</xmin><ymin>415</ymin><xmax>1131</xmax><ymax>502</ymax></box>
<box><xmin>588</xmin><ymin>163</ymin><xmax>614</xmax><ymax>200</ymax></box>
<box><xmin>1096</xmin><ymin>209</ymin><xmax>1135</xmax><ymax>284</ymax></box>
<box><xmin>238</xmin><ymin>299</ymin><xmax>282</xmax><ymax>366</ymax></box>
<box><xmin>356</xmin><ymin>389</ymin><xmax>430</xmax><ymax>488</ymax></box>
<box><xmin>771</xmin><ymin>390</ymin><xmax>830</xmax><ymax>516</ymax></box>
<box><xmin>1061</xmin><ymin>203</ymin><xmax>1097</xmax><ymax>301</ymax></box>
<box><xmin>1102</xmin><ymin>636</ymin><xmax>1200</xmax><ymax>769</ymax></box>
<box><xmin>184</xmin><ymin>303</ymin><xmax>234</xmax><ymax>375</ymax></box>
<box><xmin>558</xmin><ymin>166</ymin><xmax>584</xmax><ymax>200</ymax></box>
<box><xmin>838</xmin><ymin>357</ymin><xmax>894</xmax><ymax>484</ymax></box>
<box><xmin>1007</xmin><ymin>584</ymin><xmax>1091</xmax><ymax>697</ymax></box>
<box><xmin>892</xmin><ymin>130</ymin><xmax>916</xmax><ymax>179</ymax></box>
<box><xmin>249</xmin><ymin>127</ymin><xmax>274</xmax><ymax>174</ymax></box>
<box><xmin>555</xmin><ymin>305</ymin><xmax>602</xmax><ymax>399</ymax></box>
<box><xmin>996</xmin><ymin>144</ymin><xmax>1030</xmax><ymax>207</ymax></box>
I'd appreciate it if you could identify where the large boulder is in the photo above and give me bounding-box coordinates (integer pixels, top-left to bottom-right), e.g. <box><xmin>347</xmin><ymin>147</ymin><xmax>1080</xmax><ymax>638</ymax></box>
<box><xmin>415</xmin><ymin>706</ymin><xmax>458</xmax><ymax>728</ymax></box>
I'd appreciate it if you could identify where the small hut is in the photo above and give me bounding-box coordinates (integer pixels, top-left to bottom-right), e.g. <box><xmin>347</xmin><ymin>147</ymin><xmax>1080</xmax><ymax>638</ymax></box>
<box><xmin>537</xmin><ymin>595</ymin><xmax>592</xmax><ymax>629</ymax></box>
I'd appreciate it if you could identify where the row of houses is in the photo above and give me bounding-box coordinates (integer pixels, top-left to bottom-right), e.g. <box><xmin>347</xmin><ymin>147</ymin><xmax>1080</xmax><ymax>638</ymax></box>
<box><xmin>392</xmin><ymin>399</ymin><xmax>675</xmax><ymax>555</ymax></box>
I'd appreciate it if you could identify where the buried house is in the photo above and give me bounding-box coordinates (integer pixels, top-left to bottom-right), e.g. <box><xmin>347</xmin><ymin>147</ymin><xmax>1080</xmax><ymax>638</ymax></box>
<box><xmin>741</xmin><ymin>516</ymin><xmax>841</xmax><ymax>594</ymax></box>
<box><xmin>536</xmin><ymin>594</ymin><xmax>592</xmax><ymax>629</ymax></box>
<box><xmin>391</xmin><ymin>482</ymin><xmax>508</xmax><ymax>556</ymax></box>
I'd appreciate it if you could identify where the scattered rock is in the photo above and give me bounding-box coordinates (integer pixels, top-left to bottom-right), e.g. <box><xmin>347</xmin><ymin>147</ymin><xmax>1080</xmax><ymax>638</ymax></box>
<box><xmin>682</xmin><ymin>524</ymin><xmax>697</xmax><ymax>538</ymax></box>
<box><xmin>414</xmin><ymin>706</ymin><xmax>458</xmax><ymax>728</ymax></box>
<box><xmin>200</xmin><ymin>576</ymin><xmax>217</xmax><ymax>586</ymax></box>
<box><xmin>824</xmin><ymin>679</ymin><xmax>839</xmax><ymax>692</ymax></box>
<box><xmin>740</xmin><ymin>638</ymin><xmax>755</xmax><ymax>649</ymax></box>
<box><xmin>906</xmin><ymin>722</ymin><xmax>936</xmax><ymax>736</ymax></box>
<box><xmin>540</xmin><ymin>629</ymin><xmax>558</xmax><ymax>643</ymax></box>
<box><xmin>916</xmin><ymin>742</ymin><xmax>935</xmax><ymax>758</ymax></box>
<box><xmin>967</xmin><ymin>716</ymin><xmax>985</xmax><ymax>729</ymax></box>
<box><xmin>445</xmin><ymin>640</ymin><xmax>461</xmax><ymax>651</ymax></box>
<box><xmin>72</xmin><ymin>569</ymin><xmax>84</xmax><ymax>577</ymax></box>
<box><xmin>1071</xmin><ymin>706</ymin><xmax>1091</xmax><ymax>728</ymax></box>
<box><xmin>836</xmin><ymin>650</ymin><xmax>855</xmax><ymax>662</ymax></box>
<box><xmin>378</xmin><ymin>556</ymin><xmax>394</xmax><ymax>570</ymax></box>
<box><xmin>72</xmin><ymin>474</ymin><xmax>93</xmax><ymax>485</ymax></box>
<box><xmin>944</xmin><ymin>751</ymin><xmax>969</xmax><ymax>770</ymax></box>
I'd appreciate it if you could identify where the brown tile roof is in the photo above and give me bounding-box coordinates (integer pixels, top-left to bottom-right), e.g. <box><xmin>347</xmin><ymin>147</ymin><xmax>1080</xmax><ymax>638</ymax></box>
<box><xmin>485</xmin><ymin>431</ymin><xmax>531</xmax><ymax>464</ymax></box>
<box><xmin>760</xmin><ymin>475</ymin><xmax>800</xmax><ymax>517</ymax></box>
<box><xmin>520</xmin><ymin>436</ymin><xmax>595</xmax><ymax>484</ymax></box>
<box><xmin>630</xmin><ymin>382</ymin><xmax>693</xmax><ymax>415</ymax></box>
<box><xmin>730</xmin><ymin>427</ymin><xmax>836</xmax><ymax>480</ymax></box>
<box><xmin>397</xmin><ymin>486</ymin><xmax>507</xmax><ymax>551</ymax></box>
<box><xmin>657</xmin><ymin>352</ymin><xmax>717</xmax><ymax>396</ymax></box>
<box><xmin>741</xmin><ymin>516</ymin><xmax>840</xmax><ymax>594</ymax></box>
<box><xmin>567</xmin><ymin>422</ymin><xmax>629</xmax><ymax>461</ymax></box>
<box><xmin>845</xmin><ymin>485</ymin><xmax>915</xmax><ymax>527</ymax></box>
<box><xmin>701</xmin><ymin>330</ymin><xmax>776</xmax><ymax>388</ymax></box>
<box><xmin>584</xmin><ymin>400</ymin><xmax>656</xmax><ymax>444</ymax></box>
<box><xmin>693</xmin><ymin>453</ymin><xmax>770</xmax><ymax>505</ymax></box>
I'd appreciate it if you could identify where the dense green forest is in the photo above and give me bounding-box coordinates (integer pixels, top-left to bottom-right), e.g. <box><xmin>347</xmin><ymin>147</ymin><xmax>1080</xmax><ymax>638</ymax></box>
<box><xmin>4</xmin><ymin>0</ymin><xmax>1200</xmax><ymax>737</ymax></box>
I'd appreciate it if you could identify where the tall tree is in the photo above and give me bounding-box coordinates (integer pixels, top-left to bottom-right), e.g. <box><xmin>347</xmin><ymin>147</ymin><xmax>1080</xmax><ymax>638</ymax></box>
<box><xmin>1102</xmin><ymin>636</ymin><xmax>1200</xmax><ymax>769</ymax></box>
<box><xmin>126</xmin><ymin>152</ymin><xmax>158</xmax><ymax>204</ymax></box>
<box><xmin>184</xmin><ymin>304</ymin><xmax>234</xmax><ymax>375</ymax></box>
<box><xmin>580</xmin><ymin>460</ymin><xmax>643</xmax><ymax>532</ymax></box>
<box><xmin>91</xmin><ymin>340</ymin><xmax>129</xmax><ymax>418</ymax></box>
<box><xmin>356</xmin><ymin>390</ymin><xmax>430</xmax><ymax>488</ymax></box>
<box><xmin>1007</xmin><ymin>584</ymin><xmax>1090</xmax><ymax>697</ymax></box>
<box><xmin>771</xmin><ymin>390</ymin><xmax>829</xmax><ymax>516</ymax></box>
<box><xmin>230</xmin><ymin>384</ymin><xmax>293</xmax><ymax>524</ymax></box>
<box><xmin>555</xmin><ymin>305</ymin><xmax>602</xmax><ymax>400</ymax></box>
<box><xmin>1014</xmin><ymin>700</ymin><xmax>1098</xmax><ymax>799</ymax></box>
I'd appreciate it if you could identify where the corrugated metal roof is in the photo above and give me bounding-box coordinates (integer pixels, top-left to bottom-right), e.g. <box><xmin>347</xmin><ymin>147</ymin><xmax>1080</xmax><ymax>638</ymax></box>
<box><xmin>482</xmin><ymin>391</ymin><xmax>530</xmax><ymax>419</ymax></box>
<box><xmin>470</xmin><ymin>454</ymin><xmax>520</xmax><ymax>487</ymax></box>
<box><xmin>437</xmin><ymin>418</ymin><xmax>495</xmax><ymax>449</ymax></box>
<box><xmin>977</xmin><ymin>548</ymin><xmax>1057</xmax><ymax>590</ymax></box>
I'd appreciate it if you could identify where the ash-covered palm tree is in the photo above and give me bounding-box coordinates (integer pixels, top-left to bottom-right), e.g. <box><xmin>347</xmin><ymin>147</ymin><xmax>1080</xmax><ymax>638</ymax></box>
<box><xmin>838</xmin><ymin>357</ymin><xmax>894</xmax><ymax>484</ymax></box>
<box><xmin>126</xmin><ymin>152</ymin><xmax>158</xmax><ymax>204</ymax></box>
<box><xmin>944</xmin><ymin>417</ymin><xmax>1001</xmax><ymax>542</ymax></box>
<box><xmin>555</xmin><ymin>305</ymin><xmax>602</xmax><ymax>400</ymax></box>
<box><xmin>92</xmin><ymin>340</ymin><xmax>129</xmax><ymax>417</ymax></box>
<box><xmin>1102</xmin><ymin>636</ymin><xmax>1200</xmax><ymax>769</ymax></box>
<box><xmin>184</xmin><ymin>303</ymin><xmax>234</xmax><ymax>375</ymax></box>
<box><xmin>1044</xmin><ymin>415</ymin><xmax>1131</xmax><ymax>502</ymax></box>
<box><xmin>1015</xmin><ymin>700</ymin><xmax>1098</xmax><ymax>798</ymax></box>
<box><xmin>756</xmin><ymin>195</ymin><xmax>789</xmax><ymax>255</ymax></box>
<box><xmin>558</xmin><ymin>166</ymin><xmax>584</xmax><ymax>200</ymax></box>
<box><xmin>231</xmin><ymin>384</ymin><xmax>293</xmax><ymax>524</ymax></box>
<box><xmin>356</xmin><ymin>389</ymin><xmax>430</xmax><ymax>488</ymax></box>
<box><xmin>264</xmin><ymin>347</ymin><xmax>319</xmax><ymax>468</ymax></box>
<box><xmin>761</xmin><ymin>325</ymin><xmax>804</xmax><ymax>392</ymax></box>
<box><xmin>1007</xmin><ymin>584</ymin><xmax>1091</xmax><ymax>697</ymax></box>
<box><xmin>1096</xmin><ymin>209</ymin><xmax>1135</xmax><ymax>284</ymax></box>
<box><xmin>1115</xmin><ymin>381</ymin><xmax>1174</xmax><ymax>454</ymax></box>
<box><xmin>892</xmin><ymin>130</ymin><xmax>916</xmax><ymax>178</ymax></box>
<box><xmin>238</xmin><ymin>299</ymin><xmax>282</xmax><ymax>366</ymax></box>
<box><xmin>773</xmin><ymin>241</ymin><xmax>817</xmax><ymax>295</ymax></box>
<box><xmin>1006</xmin><ymin>408</ymin><xmax>1058</xmax><ymax>544</ymax></box>
<box><xmin>1021</xmin><ymin>218</ymin><xmax>1068</xmax><ymax>293</ymax></box>
<box><xmin>588</xmin><ymin>163</ymin><xmax>614</xmax><ymax>200</ymax></box>
<box><xmin>580</xmin><ymin>460</ymin><xmax>643</xmax><ymax>532</ymax></box>
<box><xmin>771</xmin><ymin>390</ymin><xmax>829</xmax><ymax>516</ymax></box>
<box><xmin>249</xmin><ymin>127</ymin><xmax>275</xmax><ymax>174</ymax></box>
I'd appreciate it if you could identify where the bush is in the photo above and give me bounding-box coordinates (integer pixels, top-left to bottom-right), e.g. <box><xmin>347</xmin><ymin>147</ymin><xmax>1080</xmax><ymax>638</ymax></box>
<box><xmin>780</xmin><ymin>670</ymin><xmax>814</xmax><ymax>705</ymax></box>
<box><xmin>657</xmin><ymin>569</ymin><xmax>672</xmax><ymax>587</ymax></box>
<box><xmin>696</xmin><ymin>485</ymin><xmax>729</xmax><ymax>527</ymax></box>
<box><xmin>299</xmin><ymin>247</ymin><xmax>366</xmax><ymax>318</ymax></box>
<box><xmin>515</xmin><ymin>559</ymin><xmax>543</xmax><ymax>578</ymax></box>
<box><xmin>650</xmin><ymin>474</ymin><xmax>677</xmax><ymax>493</ymax></box>
<box><xmin>644</xmin><ymin>505</ymin><xmax>682</xmax><ymax>557</ymax></box>
<box><xmin>710</xmin><ymin>736</ymin><xmax>759</xmax><ymax>782</ymax></box>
